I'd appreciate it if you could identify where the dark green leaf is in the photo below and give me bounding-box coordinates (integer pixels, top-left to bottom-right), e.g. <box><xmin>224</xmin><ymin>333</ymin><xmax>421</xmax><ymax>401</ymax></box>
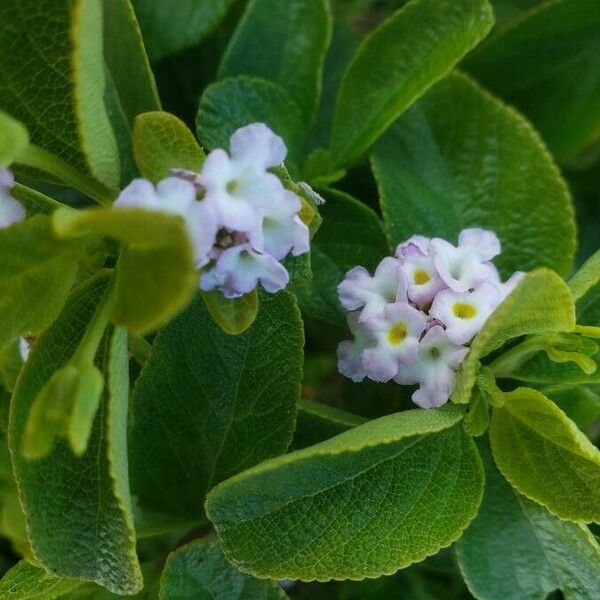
<box><xmin>544</xmin><ymin>384</ymin><xmax>600</xmax><ymax>435</ymax></box>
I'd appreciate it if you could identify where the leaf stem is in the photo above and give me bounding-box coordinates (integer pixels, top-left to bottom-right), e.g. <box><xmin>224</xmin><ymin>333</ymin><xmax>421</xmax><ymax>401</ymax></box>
<box><xmin>488</xmin><ymin>337</ymin><xmax>548</xmax><ymax>378</ymax></box>
<box><xmin>128</xmin><ymin>333</ymin><xmax>153</xmax><ymax>365</ymax></box>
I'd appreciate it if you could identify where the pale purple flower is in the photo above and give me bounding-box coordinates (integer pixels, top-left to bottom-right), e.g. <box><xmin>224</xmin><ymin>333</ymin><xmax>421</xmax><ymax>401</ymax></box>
<box><xmin>337</xmin><ymin>312</ymin><xmax>376</xmax><ymax>383</ymax></box>
<box><xmin>0</xmin><ymin>169</ymin><xmax>25</xmax><ymax>228</ymax></box>
<box><xmin>395</xmin><ymin>326</ymin><xmax>469</xmax><ymax>408</ymax></box>
<box><xmin>19</xmin><ymin>337</ymin><xmax>31</xmax><ymax>362</ymax></box>
<box><xmin>430</xmin><ymin>282</ymin><xmax>501</xmax><ymax>345</ymax></box>
<box><xmin>200</xmin><ymin>243</ymin><xmax>289</xmax><ymax>298</ymax></box>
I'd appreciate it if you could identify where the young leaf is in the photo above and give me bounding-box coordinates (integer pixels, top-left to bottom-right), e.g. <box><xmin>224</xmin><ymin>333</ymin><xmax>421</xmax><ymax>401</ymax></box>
<box><xmin>0</xmin><ymin>110</ymin><xmax>29</xmax><ymax>167</ymax></box>
<box><xmin>489</xmin><ymin>387</ymin><xmax>600</xmax><ymax>523</ymax></box>
<box><xmin>8</xmin><ymin>276</ymin><xmax>142</xmax><ymax>594</ymax></box>
<box><xmin>510</xmin><ymin>350</ymin><xmax>600</xmax><ymax>385</ymax></box>
<box><xmin>371</xmin><ymin>72</ymin><xmax>576</xmax><ymax>277</ymax></box>
<box><xmin>205</xmin><ymin>405</ymin><xmax>483</xmax><ymax>580</ymax></box>
<box><xmin>53</xmin><ymin>207</ymin><xmax>198</xmax><ymax>334</ymax></box>
<box><xmin>196</xmin><ymin>76</ymin><xmax>304</xmax><ymax>172</ymax></box>
<box><xmin>295</xmin><ymin>188</ymin><xmax>388</xmax><ymax>325</ymax></box>
<box><xmin>330</xmin><ymin>0</ymin><xmax>494</xmax><ymax>168</ymax></box>
<box><xmin>0</xmin><ymin>0</ymin><xmax>120</xmax><ymax>187</ymax></box>
<box><xmin>129</xmin><ymin>291</ymin><xmax>303</xmax><ymax>520</ymax></box>
<box><xmin>453</xmin><ymin>269</ymin><xmax>576</xmax><ymax>403</ymax></box>
<box><xmin>456</xmin><ymin>440</ymin><xmax>600</xmax><ymax>600</ymax></box>
<box><xmin>200</xmin><ymin>289</ymin><xmax>259</xmax><ymax>335</ymax></box>
<box><xmin>465</xmin><ymin>0</ymin><xmax>600</xmax><ymax>162</ymax></box>
<box><xmin>132</xmin><ymin>0</ymin><xmax>236</xmax><ymax>62</ymax></box>
<box><xmin>0</xmin><ymin>215</ymin><xmax>102</xmax><ymax>349</ymax></box>
<box><xmin>219</xmin><ymin>0</ymin><xmax>331</xmax><ymax>125</ymax></box>
<box><xmin>0</xmin><ymin>560</ymin><xmax>81</xmax><ymax>599</ymax></box>
<box><xmin>160</xmin><ymin>540</ymin><xmax>288</xmax><ymax>599</ymax></box>
<box><xmin>133</xmin><ymin>111</ymin><xmax>205</xmax><ymax>182</ymax></box>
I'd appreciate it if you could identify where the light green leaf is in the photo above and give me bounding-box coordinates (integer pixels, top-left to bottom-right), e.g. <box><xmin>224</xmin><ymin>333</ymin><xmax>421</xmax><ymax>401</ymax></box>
<box><xmin>453</xmin><ymin>269</ymin><xmax>576</xmax><ymax>403</ymax></box>
<box><xmin>463</xmin><ymin>389</ymin><xmax>490</xmax><ymax>437</ymax></box>
<box><xmin>510</xmin><ymin>351</ymin><xmax>600</xmax><ymax>385</ymax></box>
<box><xmin>0</xmin><ymin>0</ymin><xmax>120</xmax><ymax>187</ymax></box>
<box><xmin>200</xmin><ymin>289</ymin><xmax>258</xmax><ymax>335</ymax></box>
<box><xmin>490</xmin><ymin>387</ymin><xmax>600</xmax><ymax>523</ymax></box>
<box><xmin>371</xmin><ymin>72</ymin><xmax>576</xmax><ymax>277</ymax></box>
<box><xmin>196</xmin><ymin>76</ymin><xmax>304</xmax><ymax>173</ymax></box>
<box><xmin>0</xmin><ymin>215</ymin><xmax>102</xmax><ymax>349</ymax></box>
<box><xmin>457</xmin><ymin>440</ymin><xmax>600</xmax><ymax>600</ymax></box>
<box><xmin>219</xmin><ymin>0</ymin><xmax>331</xmax><ymax>125</ymax></box>
<box><xmin>133</xmin><ymin>111</ymin><xmax>205</xmax><ymax>182</ymax></box>
<box><xmin>569</xmin><ymin>248</ymin><xmax>600</xmax><ymax>328</ymax></box>
<box><xmin>295</xmin><ymin>188</ymin><xmax>388</xmax><ymax>325</ymax></box>
<box><xmin>129</xmin><ymin>291</ymin><xmax>303</xmax><ymax>520</ymax></box>
<box><xmin>466</xmin><ymin>0</ymin><xmax>600</xmax><ymax>162</ymax></box>
<box><xmin>8</xmin><ymin>276</ymin><xmax>142</xmax><ymax>594</ymax></box>
<box><xmin>330</xmin><ymin>0</ymin><xmax>494</xmax><ymax>167</ymax></box>
<box><xmin>11</xmin><ymin>183</ymin><xmax>61</xmax><ymax>216</ymax></box>
<box><xmin>160</xmin><ymin>540</ymin><xmax>288</xmax><ymax>599</ymax></box>
<box><xmin>132</xmin><ymin>0</ymin><xmax>236</xmax><ymax>62</ymax></box>
<box><xmin>0</xmin><ymin>560</ymin><xmax>81</xmax><ymax>599</ymax></box>
<box><xmin>53</xmin><ymin>207</ymin><xmax>198</xmax><ymax>334</ymax></box>
<box><xmin>0</xmin><ymin>111</ymin><xmax>29</xmax><ymax>168</ymax></box>
<box><xmin>544</xmin><ymin>384</ymin><xmax>600</xmax><ymax>435</ymax></box>
<box><xmin>206</xmin><ymin>405</ymin><xmax>483</xmax><ymax>580</ymax></box>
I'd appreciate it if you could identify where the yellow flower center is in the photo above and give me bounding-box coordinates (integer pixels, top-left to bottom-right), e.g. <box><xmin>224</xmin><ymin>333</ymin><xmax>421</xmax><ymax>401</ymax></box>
<box><xmin>388</xmin><ymin>322</ymin><xmax>408</xmax><ymax>345</ymax></box>
<box><xmin>453</xmin><ymin>302</ymin><xmax>477</xmax><ymax>319</ymax></box>
<box><xmin>413</xmin><ymin>269</ymin><xmax>431</xmax><ymax>285</ymax></box>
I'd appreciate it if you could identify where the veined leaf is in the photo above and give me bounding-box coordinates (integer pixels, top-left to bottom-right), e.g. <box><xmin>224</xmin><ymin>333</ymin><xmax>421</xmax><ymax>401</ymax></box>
<box><xmin>0</xmin><ymin>0</ymin><xmax>120</xmax><ymax>187</ymax></box>
<box><xmin>570</xmin><ymin>248</ymin><xmax>600</xmax><ymax>328</ymax></box>
<box><xmin>510</xmin><ymin>351</ymin><xmax>600</xmax><ymax>385</ymax></box>
<box><xmin>219</xmin><ymin>0</ymin><xmax>331</xmax><ymax>125</ymax></box>
<box><xmin>200</xmin><ymin>289</ymin><xmax>259</xmax><ymax>335</ymax></box>
<box><xmin>295</xmin><ymin>188</ymin><xmax>388</xmax><ymax>325</ymax></box>
<box><xmin>453</xmin><ymin>269</ymin><xmax>576</xmax><ymax>403</ymax></box>
<box><xmin>330</xmin><ymin>0</ymin><xmax>494</xmax><ymax>167</ymax></box>
<box><xmin>8</xmin><ymin>276</ymin><xmax>142</xmax><ymax>594</ymax></box>
<box><xmin>466</xmin><ymin>0</ymin><xmax>600</xmax><ymax>162</ymax></box>
<box><xmin>160</xmin><ymin>540</ymin><xmax>288</xmax><ymax>599</ymax></box>
<box><xmin>0</xmin><ymin>110</ymin><xmax>29</xmax><ymax>168</ymax></box>
<box><xmin>544</xmin><ymin>384</ymin><xmax>600</xmax><ymax>435</ymax></box>
<box><xmin>490</xmin><ymin>387</ymin><xmax>600</xmax><ymax>523</ymax></box>
<box><xmin>371</xmin><ymin>72</ymin><xmax>576</xmax><ymax>277</ymax></box>
<box><xmin>53</xmin><ymin>207</ymin><xmax>198</xmax><ymax>334</ymax></box>
<box><xmin>0</xmin><ymin>560</ymin><xmax>81</xmax><ymax>599</ymax></box>
<box><xmin>457</xmin><ymin>440</ymin><xmax>600</xmax><ymax>600</ymax></box>
<box><xmin>133</xmin><ymin>111</ymin><xmax>205</xmax><ymax>182</ymax></box>
<box><xmin>0</xmin><ymin>215</ymin><xmax>102</xmax><ymax>349</ymax></box>
<box><xmin>206</xmin><ymin>405</ymin><xmax>483</xmax><ymax>580</ymax></box>
<box><xmin>129</xmin><ymin>291</ymin><xmax>303</xmax><ymax>520</ymax></box>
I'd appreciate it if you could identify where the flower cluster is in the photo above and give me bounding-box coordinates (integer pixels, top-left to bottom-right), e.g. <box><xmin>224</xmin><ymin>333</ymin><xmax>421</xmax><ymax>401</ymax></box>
<box><xmin>337</xmin><ymin>229</ymin><xmax>523</xmax><ymax>409</ymax></box>
<box><xmin>115</xmin><ymin>123</ymin><xmax>309</xmax><ymax>298</ymax></box>
<box><xmin>0</xmin><ymin>168</ymin><xmax>25</xmax><ymax>228</ymax></box>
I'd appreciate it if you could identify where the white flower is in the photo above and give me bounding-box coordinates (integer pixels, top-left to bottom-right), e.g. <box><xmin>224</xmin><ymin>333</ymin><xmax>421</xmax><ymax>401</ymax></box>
<box><xmin>431</xmin><ymin>228</ymin><xmax>500</xmax><ymax>292</ymax></box>
<box><xmin>361</xmin><ymin>302</ymin><xmax>427</xmax><ymax>382</ymax></box>
<box><xmin>395</xmin><ymin>326</ymin><xmax>468</xmax><ymax>408</ymax></box>
<box><xmin>200</xmin><ymin>123</ymin><xmax>287</xmax><ymax>234</ymax></box>
<box><xmin>246</xmin><ymin>190</ymin><xmax>309</xmax><ymax>260</ymax></box>
<box><xmin>114</xmin><ymin>177</ymin><xmax>218</xmax><ymax>268</ymax></box>
<box><xmin>490</xmin><ymin>268</ymin><xmax>525</xmax><ymax>301</ymax></box>
<box><xmin>430</xmin><ymin>282</ymin><xmax>501</xmax><ymax>345</ymax></box>
<box><xmin>338</xmin><ymin>257</ymin><xmax>404</xmax><ymax>321</ymax></box>
<box><xmin>200</xmin><ymin>243</ymin><xmax>289</xmax><ymax>299</ymax></box>
<box><xmin>19</xmin><ymin>337</ymin><xmax>31</xmax><ymax>362</ymax></box>
<box><xmin>396</xmin><ymin>235</ymin><xmax>446</xmax><ymax>307</ymax></box>
<box><xmin>337</xmin><ymin>312</ymin><xmax>375</xmax><ymax>383</ymax></box>
<box><xmin>0</xmin><ymin>169</ymin><xmax>25</xmax><ymax>228</ymax></box>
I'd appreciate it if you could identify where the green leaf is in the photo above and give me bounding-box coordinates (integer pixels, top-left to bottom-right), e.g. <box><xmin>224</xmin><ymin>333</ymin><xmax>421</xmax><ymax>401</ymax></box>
<box><xmin>289</xmin><ymin>398</ymin><xmax>367</xmax><ymax>452</ymax></box>
<box><xmin>11</xmin><ymin>183</ymin><xmax>61</xmax><ymax>216</ymax></box>
<box><xmin>510</xmin><ymin>351</ymin><xmax>600</xmax><ymax>385</ymax></box>
<box><xmin>8</xmin><ymin>276</ymin><xmax>142</xmax><ymax>594</ymax></box>
<box><xmin>0</xmin><ymin>0</ymin><xmax>120</xmax><ymax>187</ymax></box>
<box><xmin>206</xmin><ymin>405</ymin><xmax>483</xmax><ymax>580</ymax></box>
<box><xmin>219</xmin><ymin>0</ymin><xmax>331</xmax><ymax>125</ymax></box>
<box><xmin>462</xmin><ymin>389</ymin><xmax>490</xmax><ymax>437</ymax></box>
<box><xmin>0</xmin><ymin>560</ymin><xmax>81</xmax><ymax>599</ymax></box>
<box><xmin>0</xmin><ymin>215</ymin><xmax>102</xmax><ymax>349</ymax></box>
<box><xmin>489</xmin><ymin>387</ymin><xmax>600</xmax><ymax>523</ymax></box>
<box><xmin>53</xmin><ymin>207</ymin><xmax>198</xmax><ymax>334</ymax></box>
<box><xmin>569</xmin><ymin>248</ymin><xmax>600</xmax><ymax>328</ymax></box>
<box><xmin>544</xmin><ymin>384</ymin><xmax>600</xmax><ymax>435</ymax></box>
<box><xmin>0</xmin><ymin>110</ymin><xmax>29</xmax><ymax>168</ymax></box>
<box><xmin>196</xmin><ymin>76</ymin><xmax>304</xmax><ymax>173</ymax></box>
<box><xmin>160</xmin><ymin>540</ymin><xmax>288</xmax><ymax>599</ymax></box>
<box><xmin>132</xmin><ymin>0</ymin><xmax>236</xmax><ymax>61</ymax></box>
<box><xmin>453</xmin><ymin>269</ymin><xmax>576</xmax><ymax>403</ymax></box>
<box><xmin>129</xmin><ymin>291</ymin><xmax>303</xmax><ymax>520</ymax></box>
<box><xmin>456</xmin><ymin>440</ymin><xmax>600</xmax><ymax>600</ymax></box>
<box><xmin>200</xmin><ymin>289</ymin><xmax>259</xmax><ymax>335</ymax></box>
<box><xmin>466</xmin><ymin>0</ymin><xmax>600</xmax><ymax>162</ymax></box>
<box><xmin>371</xmin><ymin>72</ymin><xmax>576</xmax><ymax>277</ymax></box>
<box><xmin>133</xmin><ymin>111</ymin><xmax>205</xmax><ymax>182</ymax></box>
<box><xmin>330</xmin><ymin>0</ymin><xmax>494</xmax><ymax>168</ymax></box>
<box><xmin>295</xmin><ymin>188</ymin><xmax>388</xmax><ymax>325</ymax></box>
